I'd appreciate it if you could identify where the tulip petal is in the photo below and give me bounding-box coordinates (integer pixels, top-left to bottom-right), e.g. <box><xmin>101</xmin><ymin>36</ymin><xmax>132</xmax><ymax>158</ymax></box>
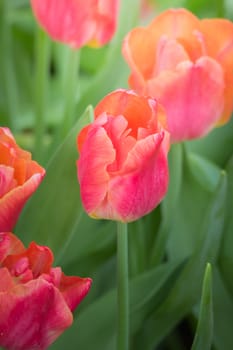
<box><xmin>149</xmin><ymin>8</ymin><xmax>200</xmax><ymax>38</ymax></box>
<box><xmin>3</xmin><ymin>242</ymin><xmax>54</xmax><ymax>280</ymax></box>
<box><xmin>0</xmin><ymin>278</ymin><xmax>73</xmax><ymax>350</ymax></box>
<box><xmin>59</xmin><ymin>274</ymin><xmax>92</xmax><ymax>312</ymax></box>
<box><xmin>0</xmin><ymin>127</ymin><xmax>45</xmax><ymax>232</ymax></box>
<box><xmin>91</xmin><ymin>0</ymin><xmax>119</xmax><ymax>45</ymax></box>
<box><xmin>122</xmin><ymin>27</ymin><xmax>158</xmax><ymax>93</ymax></box>
<box><xmin>27</xmin><ymin>242</ymin><xmax>54</xmax><ymax>277</ymax></box>
<box><xmin>104</xmin><ymin>115</ymin><xmax>136</xmax><ymax>172</ymax></box>
<box><xmin>0</xmin><ymin>268</ymin><xmax>15</xmax><ymax>292</ymax></box>
<box><xmin>0</xmin><ymin>166</ymin><xmax>16</xmax><ymax>198</ymax></box>
<box><xmin>201</xmin><ymin>19</ymin><xmax>233</xmax><ymax>66</ymax></box>
<box><xmin>77</xmin><ymin>123</ymin><xmax>115</xmax><ymax>215</ymax></box>
<box><xmin>201</xmin><ymin>18</ymin><xmax>233</xmax><ymax>123</ymax></box>
<box><xmin>155</xmin><ymin>36</ymin><xmax>190</xmax><ymax>74</ymax></box>
<box><xmin>0</xmin><ymin>173</ymin><xmax>45</xmax><ymax>232</ymax></box>
<box><xmin>147</xmin><ymin>56</ymin><xmax>225</xmax><ymax>141</ymax></box>
<box><xmin>93</xmin><ymin>131</ymin><xmax>169</xmax><ymax>221</ymax></box>
<box><xmin>148</xmin><ymin>8</ymin><xmax>204</xmax><ymax>60</ymax></box>
<box><xmin>95</xmin><ymin>89</ymin><xmax>159</xmax><ymax>137</ymax></box>
<box><xmin>0</xmin><ymin>232</ymin><xmax>25</xmax><ymax>264</ymax></box>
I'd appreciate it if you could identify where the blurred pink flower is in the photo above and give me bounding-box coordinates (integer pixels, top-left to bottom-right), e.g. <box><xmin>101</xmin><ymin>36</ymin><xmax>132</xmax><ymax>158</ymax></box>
<box><xmin>0</xmin><ymin>232</ymin><xmax>92</xmax><ymax>350</ymax></box>
<box><xmin>31</xmin><ymin>0</ymin><xmax>119</xmax><ymax>48</ymax></box>
<box><xmin>77</xmin><ymin>89</ymin><xmax>170</xmax><ymax>222</ymax></box>
<box><xmin>0</xmin><ymin>127</ymin><xmax>45</xmax><ymax>232</ymax></box>
<box><xmin>122</xmin><ymin>8</ymin><xmax>233</xmax><ymax>142</ymax></box>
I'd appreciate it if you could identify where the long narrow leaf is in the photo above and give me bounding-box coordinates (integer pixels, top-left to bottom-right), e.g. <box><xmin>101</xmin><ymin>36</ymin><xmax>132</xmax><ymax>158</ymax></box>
<box><xmin>191</xmin><ymin>263</ymin><xmax>213</xmax><ymax>350</ymax></box>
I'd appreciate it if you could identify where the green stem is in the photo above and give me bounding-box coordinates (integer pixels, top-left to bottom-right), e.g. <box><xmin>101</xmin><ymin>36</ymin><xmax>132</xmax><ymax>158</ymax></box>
<box><xmin>1</xmin><ymin>1</ymin><xmax>19</xmax><ymax>129</ymax></box>
<box><xmin>34</xmin><ymin>28</ymin><xmax>50</xmax><ymax>161</ymax></box>
<box><xmin>216</xmin><ymin>0</ymin><xmax>225</xmax><ymax>17</ymax></box>
<box><xmin>61</xmin><ymin>48</ymin><xmax>80</xmax><ymax>137</ymax></box>
<box><xmin>117</xmin><ymin>221</ymin><xmax>129</xmax><ymax>350</ymax></box>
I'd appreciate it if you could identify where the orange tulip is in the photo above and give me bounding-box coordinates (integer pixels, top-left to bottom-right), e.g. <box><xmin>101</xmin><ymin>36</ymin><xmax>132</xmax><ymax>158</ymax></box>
<box><xmin>31</xmin><ymin>0</ymin><xmax>119</xmax><ymax>48</ymax></box>
<box><xmin>122</xmin><ymin>8</ymin><xmax>233</xmax><ymax>142</ymax></box>
<box><xmin>0</xmin><ymin>128</ymin><xmax>45</xmax><ymax>231</ymax></box>
<box><xmin>77</xmin><ymin>89</ymin><xmax>170</xmax><ymax>222</ymax></box>
<box><xmin>0</xmin><ymin>232</ymin><xmax>92</xmax><ymax>350</ymax></box>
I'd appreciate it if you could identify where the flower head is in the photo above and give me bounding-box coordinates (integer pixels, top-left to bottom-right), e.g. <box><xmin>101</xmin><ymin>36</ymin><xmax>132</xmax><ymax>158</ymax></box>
<box><xmin>31</xmin><ymin>0</ymin><xmax>119</xmax><ymax>48</ymax></box>
<box><xmin>77</xmin><ymin>89</ymin><xmax>170</xmax><ymax>222</ymax></box>
<box><xmin>0</xmin><ymin>127</ymin><xmax>45</xmax><ymax>231</ymax></box>
<box><xmin>0</xmin><ymin>232</ymin><xmax>92</xmax><ymax>350</ymax></box>
<box><xmin>122</xmin><ymin>8</ymin><xmax>233</xmax><ymax>142</ymax></box>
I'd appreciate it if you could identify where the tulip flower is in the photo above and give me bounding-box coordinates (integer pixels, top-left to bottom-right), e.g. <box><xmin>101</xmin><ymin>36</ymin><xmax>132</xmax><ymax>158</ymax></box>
<box><xmin>77</xmin><ymin>89</ymin><xmax>170</xmax><ymax>222</ymax></box>
<box><xmin>0</xmin><ymin>128</ymin><xmax>45</xmax><ymax>232</ymax></box>
<box><xmin>30</xmin><ymin>0</ymin><xmax>119</xmax><ymax>48</ymax></box>
<box><xmin>122</xmin><ymin>8</ymin><xmax>233</xmax><ymax>142</ymax></box>
<box><xmin>0</xmin><ymin>232</ymin><xmax>92</xmax><ymax>350</ymax></box>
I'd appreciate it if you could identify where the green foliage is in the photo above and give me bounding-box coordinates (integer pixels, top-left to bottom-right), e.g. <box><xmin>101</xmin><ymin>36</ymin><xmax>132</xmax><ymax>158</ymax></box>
<box><xmin>1</xmin><ymin>0</ymin><xmax>233</xmax><ymax>350</ymax></box>
<box><xmin>191</xmin><ymin>263</ymin><xmax>213</xmax><ymax>350</ymax></box>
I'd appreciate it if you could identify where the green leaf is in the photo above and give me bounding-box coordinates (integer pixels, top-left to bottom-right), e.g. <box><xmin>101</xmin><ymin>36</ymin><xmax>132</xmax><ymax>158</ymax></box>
<box><xmin>187</xmin><ymin>117</ymin><xmax>233</xmax><ymax>168</ymax></box>
<box><xmin>162</xmin><ymin>143</ymin><xmax>184</xmax><ymax>222</ymax></box>
<box><xmin>188</xmin><ymin>152</ymin><xmax>221</xmax><ymax>192</ymax></box>
<box><xmin>128</xmin><ymin>207</ymin><xmax>161</xmax><ymax>277</ymax></box>
<box><xmin>218</xmin><ymin>154</ymin><xmax>233</xmax><ymax>297</ymax></box>
<box><xmin>131</xmin><ymin>259</ymin><xmax>187</xmax><ymax>338</ymax></box>
<box><xmin>50</xmin><ymin>260</ymin><xmax>185</xmax><ymax>350</ymax></box>
<box><xmin>15</xmin><ymin>106</ymin><xmax>93</xmax><ymax>253</ymax></box>
<box><xmin>167</xmin><ymin>146</ymin><xmax>222</xmax><ymax>261</ymax></box>
<box><xmin>149</xmin><ymin>143</ymin><xmax>184</xmax><ymax>266</ymax></box>
<box><xmin>191</xmin><ymin>263</ymin><xmax>213</xmax><ymax>350</ymax></box>
<box><xmin>212</xmin><ymin>268</ymin><xmax>233</xmax><ymax>350</ymax></box>
<box><xmin>133</xmin><ymin>172</ymin><xmax>227</xmax><ymax>350</ymax></box>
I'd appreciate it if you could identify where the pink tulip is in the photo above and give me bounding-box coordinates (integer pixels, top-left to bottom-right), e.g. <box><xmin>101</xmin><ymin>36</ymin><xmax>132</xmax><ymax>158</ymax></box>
<box><xmin>0</xmin><ymin>127</ymin><xmax>45</xmax><ymax>231</ymax></box>
<box><xmin>30</xmin><ymin>0</ymin><xmax>119</xmax><ymax>48</ymax></box>
<box><xmin>77</xmin><ymin>89</ymin><xmax>170</xmax><ymax>222</ymax></box>
<box><xmin>0</xmin><ymin>232</ymin><xmax>92</xmax><ymax>350</ymax></box>
<box><xmin>122</xmin><ymin>8</ymin><xmax>233</xmax><ymax>142</ymax></box>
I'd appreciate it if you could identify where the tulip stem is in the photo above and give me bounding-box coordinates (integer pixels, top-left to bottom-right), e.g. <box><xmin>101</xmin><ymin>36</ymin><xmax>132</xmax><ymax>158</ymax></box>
<box><xmin>1</xmin><ymin>0</ymin><xmax>19</xmax><ymax>130</ymax></box>
<box><xmin>61</xmin><ymin>48</ymin><xmax>80</xmax><ymax>137</ymax></box>
<box><xmin>34</xmin><ymin>28</ymin><xmax>50</xmax><ymax>161</ymax></box>
<box><xmin>216</xmin><ymin>0</ymin><xmax>225</xmax><ymax>17</ymax></box>
<box><xmin>117</xmin><ymin>221</ymin><xmax>129</xmax><ymax>350</ymax></box>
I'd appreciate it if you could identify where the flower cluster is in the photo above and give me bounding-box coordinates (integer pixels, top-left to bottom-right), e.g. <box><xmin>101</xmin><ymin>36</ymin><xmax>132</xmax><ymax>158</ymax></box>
<box><xmin>76</xmin><ymin>7</ymin><xmax>233</xmax><ymax>220</ymax></box>
<box><xmin>1</xmin><ymin>1</ymin><xmax>233</xmax><ymax>349</ymax></box>
<box><xmin>29</xmin><ymin>3</ymin><xmax>233</xmax><ymax>219</ymax></box>
<box><xmin>0</xmin><ymin>126</ymin><xmax>92</xmax><ymax>350</ymax></box>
